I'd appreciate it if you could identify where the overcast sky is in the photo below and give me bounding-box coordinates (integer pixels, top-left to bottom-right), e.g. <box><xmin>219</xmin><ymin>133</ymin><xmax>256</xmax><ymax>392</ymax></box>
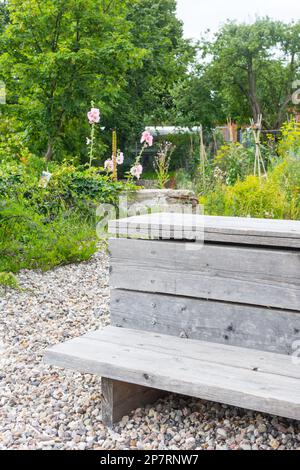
<box><xmin>176</xmin><ymin>0</ymin><xmax>300</xmax><ymax>39</ymax></box>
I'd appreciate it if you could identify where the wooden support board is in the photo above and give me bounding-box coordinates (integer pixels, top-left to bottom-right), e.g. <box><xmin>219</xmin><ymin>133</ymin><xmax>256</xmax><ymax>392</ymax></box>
<box><xmin>109</xmin><ymin>214</ymin><xmax>300</xmax><ymax>248</ymax></box>
<box><xmin>109</xmin><ymin>238</ymin><xmax>300</xmax><ymax>311</ymax></box>
<box><xmin>111</xmin><ymin>290</ymin><xmax>300</xmax><ymax>355</ymax></box>
<box><xmin>45</xmin><ymin>326</ymin><xmax>300</xmax><ymax>422</ymax></box>
<box><xmin>102</xmin><ymin>378</ymin><xmax>164</xmax><ymax>427</ymax></box>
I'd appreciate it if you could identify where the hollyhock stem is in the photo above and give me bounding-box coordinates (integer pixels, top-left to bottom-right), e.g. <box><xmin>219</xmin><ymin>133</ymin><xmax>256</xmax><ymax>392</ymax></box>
<box><xmin>134</xmin><ymin>143</ymin><xmax>147</xmax><ymax>167</ymax></box>
<box><xmin>88</xmin><ymin>122</ymin><xmax>96</xmax><ymax>169</ymax></box>
<box><xmin>128</xmin><ymin>143</ymin><xmax>147</xmax><ymax>181</ymax></box>
<box><xmin>112</xmin><ymin>130</ymin><xmax>118</xmax><ymax>181</ymax></box>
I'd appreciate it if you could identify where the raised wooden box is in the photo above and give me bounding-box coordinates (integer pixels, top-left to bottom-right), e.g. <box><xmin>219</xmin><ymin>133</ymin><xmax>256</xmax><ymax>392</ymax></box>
<box><xmin>45</xmin><ymin>214</ymin><xmax>300</xmax><ymax>426</ymax></box>
<box><xmin>109</xmin><ymin>214</ymin><xmax>300</xmax><ymax>355</ymax></box>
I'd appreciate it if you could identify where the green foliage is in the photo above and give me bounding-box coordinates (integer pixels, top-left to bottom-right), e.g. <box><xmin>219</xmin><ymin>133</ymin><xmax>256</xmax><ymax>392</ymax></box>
<box><xmin>278</xmin><ymin>120</ymin><xmax>300</xmax><ymax>159</ymax></box>
<box><xmin>214</xmin><ymin>143</ymin><xmax>254</xmax><ymax>185</ymax></box>
<box><xmin>153</xmin><ymin>142</ymin><xmax>175</xmax><ymax>189</ymax></box>
<box><xmin>170</xmin><ymin>65</ymin><xmax>224</xmax><ymax>128</ymax></box>
<box><xmin>0</xmin><ymin>271</ymin><xmax>19</xmax><ymax>290</ymax></box>
<box><xmin>199</xmin><ymin>18</ymin><xmax>300</xmax><ymax>129</ymax></box>
<box><xmin>201</xmin><ymin>159</ymin><xmax>300</xmax><ymax>220</ymax></box>
<box><xmin>0</xmin><ymin>200</ymin><xmax>97</xmax><ymax>273</ymax></box>
<box><xmin>116</xmin><ymin>0</ymin><xmax>194</xmax><ymax>135</ymax></box>
<box><xmin>174</xmin><ymin>168</ymin><xmax>194</xmax><ymax>190</ymax></box>
<box><xmin>271</xmin><ymin>159</ymin><xmax>300</xmax><ymax>220</ymax></box>
<box><xmin>0</xmin><ymin>0</ymin><xmax>145</xmax><ymax>161</ymax></box>
<box><xmin>0</xmin><ymin>157</ymin><xmax>136</xmax><ymax>274</ymax></box>
<box><xmin>0</xmin><ymin>0</ymin><xmax>194</xmax><ymax>164</ymax></box>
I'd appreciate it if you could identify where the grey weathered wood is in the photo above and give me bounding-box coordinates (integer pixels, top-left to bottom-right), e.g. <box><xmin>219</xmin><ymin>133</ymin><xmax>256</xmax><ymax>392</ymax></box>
<box><xmin>101</xmin><ymin>378</ymin><xmax>164</xmax><ymax>427</ymax></box>
<box><xmin>109</xmin><ymin>213</ymin><xmax>300</xmax><ymax>248</ymax></box>
<box><xmin>110</xmin><ymin>290</ymin><xmax>300</xmax><ymax>355</ymax></box>
<box><xmin>109</xmin><ymin>238</ymin><xmax>300</xmax><ymax>311</ymax></box>
<box><xmin>45</xmin><ymin>326</ymin><xmax>300</xmax><ymax>421</ymax></box>
<box><xmin>87</xmin><ymin>327</ymin><xmax>300</xmax><ymax>380</ymax></box>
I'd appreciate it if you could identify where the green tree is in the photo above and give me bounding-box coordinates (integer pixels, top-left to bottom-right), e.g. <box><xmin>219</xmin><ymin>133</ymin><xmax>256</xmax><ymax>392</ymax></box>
<box><xmin>0</xmin><ymin>1</ymin><xmax>9</xmax><ymax>32</ymax></box>
<box><xmin>0</xmin><ymin>0</ymin><xmax>144</xmax><ymax>161</ymax></box>
<box><xmin>170</xmin><ymin>64</ymin><xmax>225</xmax><ymax>128</ymax></box>
<box><xmin>203</xmin><ymin>18</ymin><xmax>300</xmax><ymax>127</ymax></box>
<box><xmin>110</xmin><ymin>0</ymin><xmax>194</xmax><ymax>148</ymax></box>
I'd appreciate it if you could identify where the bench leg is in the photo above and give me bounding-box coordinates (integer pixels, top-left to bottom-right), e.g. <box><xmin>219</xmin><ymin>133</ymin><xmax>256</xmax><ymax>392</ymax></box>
<box><xmin>101</xmin><ymin>377</ymin><xmax>164</xmax><ymax>427</ymax></box>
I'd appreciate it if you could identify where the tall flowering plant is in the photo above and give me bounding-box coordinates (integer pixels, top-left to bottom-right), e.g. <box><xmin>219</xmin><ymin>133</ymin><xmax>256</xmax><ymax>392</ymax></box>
<box><xmin>86</xmin><ymin>103</ymin><xmax>125</xmax><ymax>178</ymax></box>
<box><xmin>104</xmin><ymin>150</ymin><xmax>125</xmax><ymax>178</ymax></box>
<box><xmin>86</xmin><ymin>101</ymin><xmax>100</xmax><ymax>168</ymax></box>
<box><xmin>153</xmin><ymin>141</ymin><xmax>175</xmax><ymax>189</ymax></box>
<box><xmin>129</xmin><ymin>131</ymin><xmax>153</xmax><ymax>180</ymax></box>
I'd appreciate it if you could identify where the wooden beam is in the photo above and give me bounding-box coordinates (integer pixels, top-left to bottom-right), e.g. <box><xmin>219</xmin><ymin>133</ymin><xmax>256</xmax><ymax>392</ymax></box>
<box><xmin>110</xmin><ymin>290</ymin><xmax>300</xmax><ymax>355</ymax></box>
<box><xmin>45</xmin><ymin>326</ymin><xmax>300</xmax><ymax>422</ymax></box>
<box><xmin>108</xmin><ymin>214</ymin><xmax>300</xmax><ymax>248</ymax></box>
<box><xmin>110</xmin><ymin>238</ymin><xmax>300</xmax><ymax>311</ymax></box>
<box><xmin>102</xmin><ymin>378</ymin><xmax>164</xmax><ymax>427</ymax></box>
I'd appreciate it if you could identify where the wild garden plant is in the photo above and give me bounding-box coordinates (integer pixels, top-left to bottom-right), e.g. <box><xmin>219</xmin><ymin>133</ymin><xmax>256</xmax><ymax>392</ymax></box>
<box><xmin>153</xmin><ymin>141</ymin><xmax>176</xmax><ymax>189</ymax></box>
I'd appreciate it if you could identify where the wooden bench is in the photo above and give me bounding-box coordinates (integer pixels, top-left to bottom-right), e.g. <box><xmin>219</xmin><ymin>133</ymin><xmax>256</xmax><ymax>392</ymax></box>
<box><xmin>44</xmin><ymin>214</ymin><xmax>300</xmax><ymax>426</ymax></box>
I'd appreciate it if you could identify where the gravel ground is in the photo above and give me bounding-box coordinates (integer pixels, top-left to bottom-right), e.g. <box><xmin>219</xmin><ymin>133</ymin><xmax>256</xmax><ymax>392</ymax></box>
<box><xmin>1</xmin><ymin>250</ymin><xmax>300</xmax><ymax>450</ymax></box>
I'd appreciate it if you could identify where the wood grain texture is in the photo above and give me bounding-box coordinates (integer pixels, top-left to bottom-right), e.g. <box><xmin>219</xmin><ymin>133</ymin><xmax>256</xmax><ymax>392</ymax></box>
<box><xmin>101</xmin><ymin>378</ymin><xmax>164</xmax><ymax>427</ymax></box>
<box><xmin>45</xmin><ymin>326</ymin><xmax>300</xmax><ymax>421</ymax></box>
<box><xmin>110</xmin><ymin>290</ymin><xmax>300</xmax><ymax>355</ymax></box>
<box><xmin>109</xmin><ymin>238</ymin><xmax>300</xmax><ymax>311</ymax></box>
<box><xmin>108</xmin><ymin>213</ymin><xmax>300</xmax><ymax>248</ymax></box>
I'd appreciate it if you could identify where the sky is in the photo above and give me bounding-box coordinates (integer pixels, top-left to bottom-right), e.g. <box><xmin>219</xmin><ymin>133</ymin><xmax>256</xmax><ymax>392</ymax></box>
<box><xmin>176</xmin><ymin>0</ymin><xmax>300</xmax><ymax>39</ymax></box>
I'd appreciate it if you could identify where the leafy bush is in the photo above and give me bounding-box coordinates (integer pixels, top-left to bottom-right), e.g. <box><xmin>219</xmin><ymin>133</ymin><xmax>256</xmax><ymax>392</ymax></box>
<box><xmin>0</xmin><ymin>157</ymin><xmax>136</xmax><ymax>277</ymax></box>
<box><xmin>0</xmin><ymin>272</ymin><xmax>19</xmax><ymax>290</ymax></box>
<box><xmin>278</xmin><ymin>120</ymin><xmax>300</xmax><ymax>159</ymax></box>
<box><xmin>201</xmin><ymin>159</ymin><xmax>300</xmax><ymax>220</ymax></box>
<box><xmin>271</xmin><ymin>159</ymin><xmax>300</xmax><ymax>220</ymax></box>
<box><xmin>0</xmin><ymin>200</ymin><xmax>97</xmax><ymax>273</ymax></box>
<box><xmin>0</xmin><ymin>115</ymin><xmax>35</xmax><ymax>163</ymax></box>
<box><xmin>214</xmin><ymin>143</ymin><xmax>254</xmax><ymax>185</ymax></box>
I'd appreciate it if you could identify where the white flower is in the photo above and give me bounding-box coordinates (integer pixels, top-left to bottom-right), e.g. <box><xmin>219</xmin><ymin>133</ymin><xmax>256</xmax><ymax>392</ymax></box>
<box><xmin>117</xmin><ymin>151</ymin><xmax>124</xmax><ymax>165</ymax></box>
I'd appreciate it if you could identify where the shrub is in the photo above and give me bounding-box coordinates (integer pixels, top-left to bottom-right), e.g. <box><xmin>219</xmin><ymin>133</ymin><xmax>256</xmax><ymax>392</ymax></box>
<box><xmin>0</xmin><ymin>200</ymin><xmax>97</xmax><ymax>273</ymax></box>
<box><xmin>0</xmin><ymin>157</ymin><xmax>137</xmax><ymax>278</ymax></box>
<box><xmin>271</xmin><ymin>159</ymin><xmax>300</xmax><ymax>220</ymax></box>
<box><xmin>225</xmin><ymin>175</ymin><xmax>286</xmax><ymax>219</ymax></box>
<box><xmin>0</xmin><ymin>272</ymin><xmax>19</xmax><ymax>290</ymax></box>
<box><xmin>278</xmin><ymin>120</ymin><xmax>300</xmax><ymax>159</ymax></box>
<box><xmin>201</xmin><ymin>167</ymin><xmax>298</xmax><ymax>220</ymax></box>
<box><xmin>214</xmin><ymin>143</ymin><xmax>254</xmax><ymax>186</ymax></box>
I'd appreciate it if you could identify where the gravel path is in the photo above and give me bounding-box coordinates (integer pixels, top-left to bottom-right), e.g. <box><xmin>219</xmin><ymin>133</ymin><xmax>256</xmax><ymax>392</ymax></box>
<box><xmin>1</xmin><ymin>250</ymin><xmax>300</xmax><ymax>450</ymax></box>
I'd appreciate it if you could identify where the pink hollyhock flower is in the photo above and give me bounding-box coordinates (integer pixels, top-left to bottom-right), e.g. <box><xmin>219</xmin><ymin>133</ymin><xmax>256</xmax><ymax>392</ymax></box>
<box><xmin>87</xmin><ymin>108</ymin><xmax>100</xmax><ymax>124</ymax></box>
<box><xmin>130</xmin><ymin>164</ymin><xmax>143</xmax><ymax>180</ymax></box>
<box><xmin>141</xmin><ymin>130</ymin><xmax>153</xmax><ymax>147</ymax></box>
<box><xmin>117</xmin><ymin>151</ymin><xmax>124</xmax><ymax>165</ymax></box>
<box><xmin>104</xmin><ymin>159</ymin><xmax>114</xmax><ymax>172</ymax></box>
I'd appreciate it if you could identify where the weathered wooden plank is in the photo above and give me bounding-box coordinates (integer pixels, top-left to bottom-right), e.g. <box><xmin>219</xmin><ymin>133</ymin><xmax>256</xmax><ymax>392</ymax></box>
<box><xmin>110</xmin><ymin>290</ymin><xmax>300</xmax><ymax>355</ymax></box>
<box><xmin>109</xmin><ymin>238</ymin><xmax>300</xmax><ymax>311</ymax></box>
<box><xmin>108</xmin><ymin>214</ymin><xmax>300</xmax><ymax>248</ymax></box>
<box><xmin>45</xmin><ymin>327</ymin><xmax>300</xmax><ymax>421</ymax></box>
<box><xmin>101</xmin><ymin>378</ymin><xmax>164</xmax><ymax>427</ymax></box>
<box><xmin>87</xmin><ymin>327</ymin><xmax>300</xmax><ymax>380</ymax></box>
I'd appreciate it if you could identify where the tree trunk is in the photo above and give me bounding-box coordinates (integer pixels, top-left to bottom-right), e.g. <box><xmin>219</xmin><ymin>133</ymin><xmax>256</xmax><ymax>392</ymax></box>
<box><xmin>247</xmin><ymin>59</ymin><xmax>261</xmax><ymax>123</ymax></box>
<box><xmin>45</xmin><ymin>142</ymin><xmax>53</xmax><ymax>162</ymax></box>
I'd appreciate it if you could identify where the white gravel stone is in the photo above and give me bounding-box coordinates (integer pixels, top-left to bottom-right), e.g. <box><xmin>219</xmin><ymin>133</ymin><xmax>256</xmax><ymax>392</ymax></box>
<box><xmin>1</xmin><ymin>249</ymin><xmax>300</xmax><ymax>450</ymax></box>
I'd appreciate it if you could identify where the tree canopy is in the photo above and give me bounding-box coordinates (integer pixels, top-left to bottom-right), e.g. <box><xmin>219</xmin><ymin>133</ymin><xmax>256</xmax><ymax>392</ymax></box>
<box><xmin>200</xmin><ymin>18</ymin><xmax>300</xmax><ymax>128</ymax></box>
<box><xmin>0</xmin><ymin>2</ymin><xmax>299</xmax><ymax>163</ymax></box>
<box><xmin>0</xmin><ymin>0</ymin><xmax>194</xmax><ymax>162</ymax></box>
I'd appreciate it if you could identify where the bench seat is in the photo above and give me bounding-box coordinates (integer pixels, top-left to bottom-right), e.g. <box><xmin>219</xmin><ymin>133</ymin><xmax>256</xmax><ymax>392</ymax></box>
<box><xmin>45</xmin><ymin>326</ymin><xmax>300</xmax><ymax>423</ymax></box>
